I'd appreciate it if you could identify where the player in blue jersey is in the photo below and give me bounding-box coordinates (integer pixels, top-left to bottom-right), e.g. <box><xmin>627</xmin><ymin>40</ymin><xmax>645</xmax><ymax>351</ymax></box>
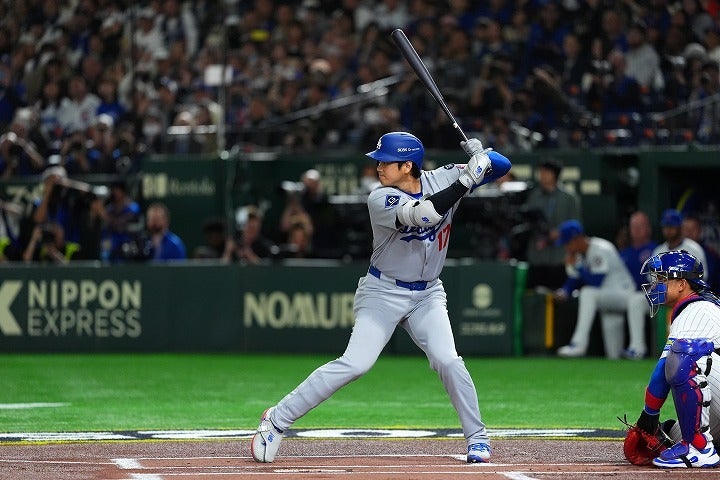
<box><xmin>251</xmin><ymin>131</ymin><xmax>511</xmax><ymax>464</ymax></box>
<box><xmin>620</xmin><ymin>211</ymin><xmax>658</xmax><ymax>359</ymax></box>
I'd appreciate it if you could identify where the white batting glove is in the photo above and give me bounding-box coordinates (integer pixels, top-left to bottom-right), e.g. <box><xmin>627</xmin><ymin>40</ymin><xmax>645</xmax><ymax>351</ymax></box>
<box><xmin>460</xmin><ymin>138</ymin><xmax>483</xmax><ymax>156</ymax></box>
<box><xmin>459</xmin><ymin>150</ymin><xmax>492</xmax><ymax>188</ymax></box>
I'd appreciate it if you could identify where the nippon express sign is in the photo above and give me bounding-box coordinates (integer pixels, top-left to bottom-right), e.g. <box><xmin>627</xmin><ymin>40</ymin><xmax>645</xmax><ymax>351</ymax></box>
<box><xmin>0</xmin><ymin>279</ymin><xmax>142</xmax><ymax>339</ymax></box>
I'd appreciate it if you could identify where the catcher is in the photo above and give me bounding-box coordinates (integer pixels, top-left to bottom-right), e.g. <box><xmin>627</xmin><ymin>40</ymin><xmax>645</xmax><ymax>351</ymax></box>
<box><xmin>624</xmin><ymin>250</ymin><xmax>720</xmax><ymax>468</ymax></box>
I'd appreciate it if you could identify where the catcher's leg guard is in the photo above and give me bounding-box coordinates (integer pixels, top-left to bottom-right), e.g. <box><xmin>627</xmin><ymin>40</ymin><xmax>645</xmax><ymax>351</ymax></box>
<box><xmin>665</xmin><ymin>338</ymin><xmax>715</xmax><ymax>449</ymax></box>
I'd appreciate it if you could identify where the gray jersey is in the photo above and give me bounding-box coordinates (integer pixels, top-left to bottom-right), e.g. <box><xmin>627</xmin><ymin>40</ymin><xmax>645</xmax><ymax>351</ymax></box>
<box><xmin>368</xmin><ymin>165</ymin><xmax>463</xmax><ymax>282</ymax></box>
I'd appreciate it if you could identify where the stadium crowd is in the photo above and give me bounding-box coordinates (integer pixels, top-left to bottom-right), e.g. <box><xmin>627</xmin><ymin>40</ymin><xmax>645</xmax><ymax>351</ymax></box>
<box><xmin>0</xmin><ymin>0</ymin><xmax>718</xmax><ymax>263</ymax></box>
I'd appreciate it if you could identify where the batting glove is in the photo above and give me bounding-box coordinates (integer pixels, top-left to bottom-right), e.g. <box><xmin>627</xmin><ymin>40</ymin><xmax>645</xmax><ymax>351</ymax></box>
<box><xmin>460</xmin><ymin>138</ymin><xmax>483</xmax><ymax>156</ymax></box>
<box><xmin>459</xmin><ymin>150</ymin><xmax>492</xmax><ymax>188</ymax></box>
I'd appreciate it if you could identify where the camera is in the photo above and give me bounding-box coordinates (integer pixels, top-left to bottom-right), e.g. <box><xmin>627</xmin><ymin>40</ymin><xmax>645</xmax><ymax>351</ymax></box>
<box><xmin>280</xmin><ymin>180</ymin><xmax>305</xmax><ymax>196</ymax></box>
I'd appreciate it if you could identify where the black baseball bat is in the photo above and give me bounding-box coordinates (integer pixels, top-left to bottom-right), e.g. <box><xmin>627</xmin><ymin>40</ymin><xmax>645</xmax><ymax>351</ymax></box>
<box><xmin>390</xmin><ymin>28</ymin><xmax>468</xmax><ymax>142</ymax></box>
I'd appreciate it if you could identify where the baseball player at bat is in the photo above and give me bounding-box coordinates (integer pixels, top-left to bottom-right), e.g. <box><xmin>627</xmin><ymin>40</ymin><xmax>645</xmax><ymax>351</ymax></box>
<box><xmin>633</xmin><ymin>250</ymin><xmax>720</xmax><ymax>468</ymax></box>
<box><xmin>251</xmin><ymin>131</ymin><xmax>511</xmax><ymax>464</ymax></box>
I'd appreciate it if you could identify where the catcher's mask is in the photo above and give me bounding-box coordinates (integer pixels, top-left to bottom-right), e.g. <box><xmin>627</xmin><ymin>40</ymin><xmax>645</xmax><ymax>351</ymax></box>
<box><xmin>640</xmin><ymin>250</ymin><xmax>708</xmax><ymax>316</ymax></box>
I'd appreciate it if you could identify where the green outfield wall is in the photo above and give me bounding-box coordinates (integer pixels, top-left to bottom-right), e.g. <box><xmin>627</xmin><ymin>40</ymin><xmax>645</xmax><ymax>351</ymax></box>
<box><xmin>0</xmin><ymin>260</ymin><xmax>522</xmax><ymax>356</ymax></box>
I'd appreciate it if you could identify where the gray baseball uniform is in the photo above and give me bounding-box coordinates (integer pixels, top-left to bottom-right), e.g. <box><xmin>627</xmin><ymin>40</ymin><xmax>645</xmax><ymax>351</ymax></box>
<box><xmin>270</xmin><ymin>164</ymin><xmax>488</xmax><ymax>446</ymax></box>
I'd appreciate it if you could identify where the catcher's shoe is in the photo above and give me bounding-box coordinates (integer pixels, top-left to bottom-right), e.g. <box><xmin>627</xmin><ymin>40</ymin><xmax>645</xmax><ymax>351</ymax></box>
<box><xmin>251</xmin><ymin>407</ymin><xmax>284</xmax><ymax>463</ymax></box>
<box><xmin>557</xmin><ymin>343</ymin><xmax>586</xmax><ymax>358</ymax></box>
<box><xmin>467</xmin><ymin>443</ymin><xmax>491</xmax><ymax>463</ymax></box>
<box><xmin>652</xmin><ymin>441</ymin><xmax>720</xmax><ymax>468</ymax></box>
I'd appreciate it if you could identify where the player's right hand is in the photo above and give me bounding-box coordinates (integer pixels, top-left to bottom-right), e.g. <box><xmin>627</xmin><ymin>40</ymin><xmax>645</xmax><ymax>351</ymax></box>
<box><xmin>459</xmin><ymin>150</ymin><xmax>491</xmax><ymax>188</ymax></box>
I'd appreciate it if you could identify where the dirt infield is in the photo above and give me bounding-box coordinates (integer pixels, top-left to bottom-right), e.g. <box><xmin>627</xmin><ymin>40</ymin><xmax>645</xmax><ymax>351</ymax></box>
<box><xmin>1</xmin><ymin>438</ymin><xmax>718</xmax><ymax>480</ymax></box>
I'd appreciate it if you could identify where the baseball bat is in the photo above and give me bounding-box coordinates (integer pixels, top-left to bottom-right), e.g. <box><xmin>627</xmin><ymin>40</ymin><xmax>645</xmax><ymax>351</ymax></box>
<box><xmin>390</xmin><ymin>28</ymin><xmax>468</xmax><ymax>142</ymax></box>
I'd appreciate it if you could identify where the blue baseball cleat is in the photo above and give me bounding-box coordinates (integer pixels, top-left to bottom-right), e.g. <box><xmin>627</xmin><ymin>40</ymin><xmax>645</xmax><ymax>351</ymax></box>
<box><xmin>467</xmin><ymin>442</ymin><xmax>492</xmax><ymax>463</ymax></box>
<box><xmin>652</xmin><ymin>441</ymin><xmax>720</xmax><ymax>468</ymax></box>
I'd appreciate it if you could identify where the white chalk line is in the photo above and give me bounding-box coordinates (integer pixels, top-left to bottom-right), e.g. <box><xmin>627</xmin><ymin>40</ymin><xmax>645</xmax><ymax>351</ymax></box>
<box><xmin>0</xmin><ymin>402</ymin><xmax>69</xmax><ymax>409</ymax></box>
<box><xmin>0</xmin><ymin>458</ymin><xmax>115</xmax><ymax>466</ymax></box>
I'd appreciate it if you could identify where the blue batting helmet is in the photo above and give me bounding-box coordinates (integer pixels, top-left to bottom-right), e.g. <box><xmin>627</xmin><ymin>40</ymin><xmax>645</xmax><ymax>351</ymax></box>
<box><xmin>366</xmin><ymin>132</ymin><xmax>424</xmax><ymax>168</ymax></box>
<box><xmin>640</xmin><ymin>250</ymin><xmax>709</xmax><ymax>316</ymax></box>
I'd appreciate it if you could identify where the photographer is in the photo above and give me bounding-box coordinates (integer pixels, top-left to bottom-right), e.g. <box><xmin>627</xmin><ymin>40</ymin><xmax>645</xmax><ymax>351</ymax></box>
<box><xmin>94</xmin><ymin>180</ymin><xmax>142</xmax><ymax>262</ymax></box>
<box><xmin>28</xmin><ymin>166</ymin><xmax>105</xmax><ymax>261</ymax></box>
<box><xmin>0</xmin><ymin>126</ymin><xmax>46</xmax><ymax>179</ymax></box>
<box><xmin>60</xmin><ymin>128</ymin><xmax>94</xmax><ymax>174</ymax></box>
<box><xmin>22</xmin><ymin>221</ymin><xmax>78</xmax><ymax>263</ymax></box>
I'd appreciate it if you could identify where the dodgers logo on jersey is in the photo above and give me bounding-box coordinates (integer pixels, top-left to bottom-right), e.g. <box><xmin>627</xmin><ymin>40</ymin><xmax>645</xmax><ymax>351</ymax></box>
<box><xmin>384</xmin><ymin>195</ymin><xmax>400</xmax><ymax>208</ymax></box>
<box><xmin>398</xmin><ymin>214</ymin><xmax>449</xmax><ymax>244</ymax></box>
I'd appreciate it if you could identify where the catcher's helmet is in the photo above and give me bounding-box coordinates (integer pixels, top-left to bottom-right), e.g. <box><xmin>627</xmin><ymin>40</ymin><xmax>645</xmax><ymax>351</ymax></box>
<box><xmin>366</xmin><ymin>132</ymin><xmax>424</xmax><ymax>168</ymax></box>
<box><xmin>640</xmin><ymin>250</ymin><xmax>709</xmax><ymax>316</ymax></box>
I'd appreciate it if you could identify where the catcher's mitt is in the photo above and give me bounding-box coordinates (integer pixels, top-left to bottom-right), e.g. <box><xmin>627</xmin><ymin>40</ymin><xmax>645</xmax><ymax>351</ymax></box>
<box><xmin>617</xmin><ymin>414</ymin><xmax>669</xmax><ymax>466</ymax></box>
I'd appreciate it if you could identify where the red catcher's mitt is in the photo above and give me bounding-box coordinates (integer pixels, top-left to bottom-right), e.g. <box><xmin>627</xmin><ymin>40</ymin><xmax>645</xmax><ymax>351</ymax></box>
<box><xmin>618</xmin><ymin>415</ymin><xmax>667</xmax><ymax>466</ymax></box>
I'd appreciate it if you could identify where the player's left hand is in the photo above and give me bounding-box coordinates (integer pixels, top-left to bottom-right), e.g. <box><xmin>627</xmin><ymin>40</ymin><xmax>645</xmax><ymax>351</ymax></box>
<box><xmin>460</xmin><ymin>138</ymin><xmax>483</xmax><ymax>156</ymax></box>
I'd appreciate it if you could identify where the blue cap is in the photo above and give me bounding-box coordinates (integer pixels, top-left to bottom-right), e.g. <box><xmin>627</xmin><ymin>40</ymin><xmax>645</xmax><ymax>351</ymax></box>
<box><xmin>366</xmin><ymin>132</ymin><xmax>424</xmax><ymax>168</ymax></box>
<box><xmin>661</xmin><ymin>209</ymin><xmax>683</xmax><ymax>227</ymax></box>
<box><xmin>556</xmin><ymin>219</ymin><xmax>584</xmax><ymax>246</ymax></box>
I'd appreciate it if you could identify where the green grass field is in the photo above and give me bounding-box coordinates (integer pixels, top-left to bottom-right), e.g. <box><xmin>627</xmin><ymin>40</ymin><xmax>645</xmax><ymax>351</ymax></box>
<box><xmin>0</xmin><ymin>354</ymin><xmax>659</xmax><ymax>433</ymax></box>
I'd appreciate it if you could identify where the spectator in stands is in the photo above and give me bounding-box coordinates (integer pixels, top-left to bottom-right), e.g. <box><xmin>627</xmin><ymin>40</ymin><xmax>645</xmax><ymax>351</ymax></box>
<box><xmin>682</xmin><ymin>213</ymin><xmax>720</xmax><ymax>288</ymax></box>
<box><xmin>522</xmin><ymin>0</ymin><xmax>569</xmax><ymax>78</ymax></box>
<box><xmin>0</xmin><ymin>0</ymin><xmax>717</xmax><ymax>157</ymax></box>
<box><xmin>689</xmin><ymin>60</ymin><xmax>720</xmax><ymax>143</ymax></box>
<box><xmin>0</xmin><ymin>111</ymin><xmax>46</xmax><ymax>177</ymax></box>
<box><xmin>159</xmin><ymin>0</ymin><xmax>200</xmax><ymax>59</ymax></box>
<box><xmin>57</xmin><ymin>75</ymin><xmax>100</xmax><ymax>135</ymax></box>
<box><xmin>95</xmin><ymin>77</ymin><xmax>125</xmax><ymax>126</ymax></box>
<box><xmin>34</xmin><ymin>78</ymin><xmax>64</xmax><ymax>144</ymax></box>
<box><xmin>282</xmin><ymin>221</ymin><xmax>314</xmax><ymax>259</ymax></box>
<box><xmin>600</xmin><ymin>50</ymin><xmax>644</xmax><ymax>130</ymax></box>
<box><xmin>619</xmin><ymin>211</ymin><xmax>658</xmax><ymax>360</ymax></box>
<box><xmin>297</xmin><ymin>168</ymin><xmax>342</xmax><ymax>258</ymax></box>
<box><xmin>705</xmin><ymin>27</ymin><xmax>720</xmax><ymax>66</ymax></box>
<box><xmin>193</xmin><ymin>217</ymin><xmax>236</xmax><ymax>262</ymax></box>
<box><xmin>145</xmin><ymin>202</ymin><xmax>186</xmax><ymax>261</ymax></box>
<box><xmin>234</xmin><ymin>205</ymin><xmax>278</xmax><ymax>264</ymax></box>
<box><xmin>625</xmin><ymin>22</ymin><xmax>665</xmax><ymax>94</ymax></box>
<box><xmin>0</xmin><ymin>57</ymin><xmax>27</xmax><ymax>134</ymax></box>
<box><xmin>599</xmin><ymin>8</ymin><xmax>628</xmax><ymax>54</ymax></box>
<box><xmin>279</xmin><ymin>187</ymin><xmax>315</xmax><ymax>254</ymax></box>
<box><xmin>165</xmin><ymin>110</ymin><xmax>204</xmax><ymax>155</ymax></box>
<box><xmin>524</xmin><ymin>158</ymin><xmax>580</xmax><ymax>290</ymax></box>
<box><xmin>59</xmin><ymin>126</ymin><xmax>93</xmax><ymax>174</ymax></box>
<box><xmin>132</xmin><ymin>6</ymin><xmax>164</xmax><ymax>66</ymax></box>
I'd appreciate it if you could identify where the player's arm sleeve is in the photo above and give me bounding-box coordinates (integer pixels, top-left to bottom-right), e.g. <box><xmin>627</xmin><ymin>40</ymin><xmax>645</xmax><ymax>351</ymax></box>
<box><xmin>560</xmin><ymin>276</ymin><xmax>580</xmax><ymax>297</ymax></box>
<box><xmin>425</xmin><ymin>180</ymin><xmax>468</xmax><ymax>215</ymax></box>
<box><xmin>395</xmin><ymin>180</ymin><xmax>468</xmax><ymax>228</ymax></box>
<box><xmin>644</xmin><ymin>357</ymin><xmax>670</xmax><ymax>415</ymax></box>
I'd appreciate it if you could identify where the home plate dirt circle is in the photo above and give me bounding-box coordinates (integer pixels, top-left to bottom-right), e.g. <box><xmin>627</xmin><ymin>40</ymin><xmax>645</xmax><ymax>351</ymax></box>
<box><xmin>1</xmin><ymin>438</ymin><xmax>717</xmax><ymax>480</ymax></box>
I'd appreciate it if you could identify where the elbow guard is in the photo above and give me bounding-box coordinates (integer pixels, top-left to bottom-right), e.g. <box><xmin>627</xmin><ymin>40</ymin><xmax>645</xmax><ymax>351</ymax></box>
<box><xmin>397</xmin><ymin>198</ymin><xmax>443</xmax><ymax>227</ymax></box>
